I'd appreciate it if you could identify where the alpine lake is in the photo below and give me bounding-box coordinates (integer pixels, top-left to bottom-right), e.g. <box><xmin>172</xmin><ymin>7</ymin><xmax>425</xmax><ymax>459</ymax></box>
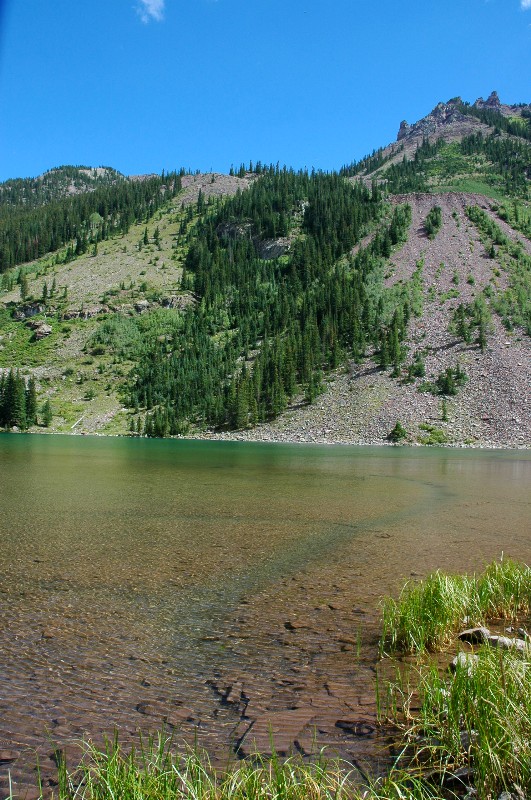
<box><xmin>0</xmin><ymin>434</ymin><xmax>530</xmax><ymax>797</ymax></box>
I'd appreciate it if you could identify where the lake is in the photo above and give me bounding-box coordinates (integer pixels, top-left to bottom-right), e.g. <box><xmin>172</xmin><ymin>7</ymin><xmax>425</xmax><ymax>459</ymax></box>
<box><xmin>0</xmin><ymin>435</ymin><xmax>530</xmax><ymax>796</ymax></box>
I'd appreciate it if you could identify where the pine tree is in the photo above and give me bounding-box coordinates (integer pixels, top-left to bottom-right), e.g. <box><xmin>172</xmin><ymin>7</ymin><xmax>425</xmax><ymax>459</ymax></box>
<box><xmin>19</xmin><ymin>273</ymin><xmax>29</xmax><ymax>301</ymax></box>
<box><xmin>41</xmin><ymin>399</ymin><xmax>53</xmax><ymax>427</ymax></box>
<box><xmin>25</xmin><ymin>377</ymin><xmax>38</xmax><ymax>426</ymax></box>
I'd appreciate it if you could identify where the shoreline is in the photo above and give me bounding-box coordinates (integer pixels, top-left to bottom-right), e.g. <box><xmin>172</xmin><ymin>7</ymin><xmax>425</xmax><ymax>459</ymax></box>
<box><xmin>1</xmin><ymin>427</ymin><xmax>530</xmax><ymax>450</ymax></box>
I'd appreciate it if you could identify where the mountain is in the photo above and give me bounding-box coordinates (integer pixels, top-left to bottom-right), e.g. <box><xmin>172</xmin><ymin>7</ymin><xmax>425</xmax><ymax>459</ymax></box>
<box><xmin>0</xmin><ymin>93</ymin><xmax>529</xmax><ymax>447</ymax></box>
<box><xmin>343</xmin><ymin>92</ymin><xmax>531</xmax><ymax>197</ymax></box>
<box><xmin>0</xmin><ymin>165</ymin><xmax>128</xmax><ymax>210</ymax></box>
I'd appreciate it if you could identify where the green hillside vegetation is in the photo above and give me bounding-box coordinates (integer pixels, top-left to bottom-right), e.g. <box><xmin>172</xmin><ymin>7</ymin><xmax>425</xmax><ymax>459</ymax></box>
<box><xmin>0</xmin><ymin>95</ymin><xmax>530</xmax><ymax>439</ymax></box>
<box><xmin>0</xmin><ymin>170</ymin><xmax>181</xmax><ymax>270</ymax></box>
<box><xmin>466</xmin><ymin>204</ymin><xmax>531</xmax><ymax>333</ymax></box>
<box><xmin>342</xmin><ymin>131</ymin><xmax>531</xmax><ymax>199</ymax></box>
<box><xmin>456</xmin><ymin>100</ymin><xmax>531</xmax><ymax>141</ymax></box>
<box><xmin>130</xmin><ymin>170</ymin><xmax>413</xmax><ymax>436</ymax></box>
<box><xmin>0</xmin><ymin>165</ymin><xmax>126</xmax><ymax>209</ymax></box>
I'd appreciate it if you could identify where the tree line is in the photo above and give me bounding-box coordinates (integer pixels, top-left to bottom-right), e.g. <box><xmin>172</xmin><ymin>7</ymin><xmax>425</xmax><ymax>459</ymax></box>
<box><xmin>0</xmin><ymin>369</ymin><xmax>52</xmax><ymax>429</ymax></box>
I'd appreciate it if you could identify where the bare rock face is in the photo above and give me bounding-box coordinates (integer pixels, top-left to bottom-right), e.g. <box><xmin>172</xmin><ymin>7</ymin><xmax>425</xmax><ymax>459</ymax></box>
<box><xmin>396</xmin><ymin>101</ymin><xmax>474</xmax><ymax>144</ymax></box>
<box><xmin>397</xmin><ymin>120</ymin><xmax>410</xmax><ymax>141</ymax></box>
<box><xmin>13</xmin><ymin>303</ymin><xmax>46</xmax><ymax>321</ymax></box>
<box><xmin>160</xmin><ymin>295</ymin><xmax>193</xmax><ymax>311</ymax></box>
<box><xmin>62</xmin><ymin>306</ymin><xmax>107</xmax><ymax>320</ymax></box>
<box><xmin>255</xmin><ymin>237</ymin><xmax>290</xmax><ymax>260</ymax></box>
<box><xmin>474</xmin><ymin>90</ymin><xmax>501</xmax><ymax>111</ymax></box>
<box><xmin>216</xmin><ymin>221</ymin><xmax>253</xmax><ymax>240</ymax></box>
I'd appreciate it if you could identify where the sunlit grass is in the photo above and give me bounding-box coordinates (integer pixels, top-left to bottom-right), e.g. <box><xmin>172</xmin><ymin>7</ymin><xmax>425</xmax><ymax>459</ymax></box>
<box><xmin>380</xmin><ymin>558</ymin><xmax>531</xmax><ymax>654</ymax></box>
<box><xmin>46</xmin><ymin>736</ymin><xmax>403</xmax><ymax>800</ymax></box>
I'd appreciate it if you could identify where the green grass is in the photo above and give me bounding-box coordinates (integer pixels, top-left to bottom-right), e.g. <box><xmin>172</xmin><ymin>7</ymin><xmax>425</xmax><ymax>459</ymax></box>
<box><xmin>416</xmin><ymin>647</ymin><xmax>531</xmax><ymax>795</ymax></box>
<box><xmin>380</xmin><ymin>558</ymin><xmax>531</xmax><ymax>655</ymax></box>
<box><xmin>28</xmin><ymin>735</ymin><xmax>443</xmax><ymax>800</ymax></box>
<box><xmin>432</xmin><ymin>180</ymin><xmax>508</xmax><ymax>202</ymax></box>
<box><xmin>384</xmin><ymin>644</ymin><xmax>531</xmax><ymax>799</ymax></box>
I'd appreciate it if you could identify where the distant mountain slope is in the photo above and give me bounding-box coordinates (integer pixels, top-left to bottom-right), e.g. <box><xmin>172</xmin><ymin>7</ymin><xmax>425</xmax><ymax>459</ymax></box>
<box><xmin>0</xmin><ymin>165</ymin><xmax>127</xmax><ymax>209</ymax></box>
<box><xmin>219</xmin><ymin>192</ymin><xmax>529</xmax><ymax>448</ymax></box>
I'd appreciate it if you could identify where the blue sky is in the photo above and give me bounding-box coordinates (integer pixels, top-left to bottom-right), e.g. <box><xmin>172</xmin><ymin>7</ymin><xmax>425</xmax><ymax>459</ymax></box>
<box><xmin>0</xmin><ymin>0</ymin><xmax>530</xmax><ymax>181</ymax></box>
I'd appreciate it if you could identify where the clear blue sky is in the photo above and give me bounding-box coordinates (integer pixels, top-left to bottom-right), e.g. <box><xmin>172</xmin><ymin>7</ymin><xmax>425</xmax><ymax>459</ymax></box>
<box><xmin>0</xmin><ymin>0</ymin><xmax>530</xmax><ymax>181</ymax></box>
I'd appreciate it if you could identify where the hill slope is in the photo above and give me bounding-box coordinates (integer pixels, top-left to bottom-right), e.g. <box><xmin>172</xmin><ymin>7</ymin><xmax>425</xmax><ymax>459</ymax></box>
<box><xmin>211</xmin><ymin>193</ymin><xmax>530</xmax><ymax>448</ymax></box>
<box><xmin>0</xmin><ymin>94</ymin><xmax>529</xmax><ymax>447</ymax></box>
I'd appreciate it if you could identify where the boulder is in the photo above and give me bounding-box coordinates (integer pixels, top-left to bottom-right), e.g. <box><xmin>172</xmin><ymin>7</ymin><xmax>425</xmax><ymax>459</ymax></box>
<box><xmin>450</xmin><ymin>652</ymin><xmax>478</xmax><ymax>674</ymax></box>
<box><xmin>34</xmin><ymin>323</ymin><xmax>52</xmax><ymax>339</ymax></box>
<box><xmin>488</xmin><ymin>635</ymin><xmax>528</xmax><ymax>653</ymax></box>
<box><xmin>458</xmin><ymin>626</ymin><xmax>490</xmax><ymax>644</ymax></box>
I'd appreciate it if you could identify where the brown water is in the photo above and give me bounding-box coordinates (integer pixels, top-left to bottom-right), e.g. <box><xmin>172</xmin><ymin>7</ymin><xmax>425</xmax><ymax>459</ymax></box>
<box><xmin>0</xmin><ymin>435</ymin><xmax>530</xmax><ymax>797</ymax></box>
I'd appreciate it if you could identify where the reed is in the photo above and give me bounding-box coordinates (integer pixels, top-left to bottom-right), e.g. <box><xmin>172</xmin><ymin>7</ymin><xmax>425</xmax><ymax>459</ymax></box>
<box><xmin>20</xmin><ymin>734</ymin><xmax>453</xmax><ymax>800</ymax></box>
<box><xmin>407</xmin><ymin>646</ymin><xmax>531</xmax><ymax>797</ymax></box>
<box><xmin>380</xmin><ymin>558</ymin><xmax>531</xmax><ymax>654</ymax></box>
<box><xmin>52</xmin><ymin>736</ymin><xmax>361</xmax><ymax>800</ymax></box>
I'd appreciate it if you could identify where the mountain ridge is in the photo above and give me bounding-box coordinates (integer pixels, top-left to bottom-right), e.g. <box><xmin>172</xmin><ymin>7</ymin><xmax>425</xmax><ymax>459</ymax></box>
<box><xmin>0</xmin><ymin>92</ymin><xmax>529</xmax><ymax>447</ymax></box>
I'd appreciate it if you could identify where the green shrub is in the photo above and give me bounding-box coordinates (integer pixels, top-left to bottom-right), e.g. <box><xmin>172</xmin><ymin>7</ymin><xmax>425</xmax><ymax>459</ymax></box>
<box><xmin>388</xmin><ymin>421</ymin><xmax>408</xmax><ymax>443</ymax></box>
<box><xmin>424</xmin><ymin>205</ymin><xmax>442</xmax><ymax>239</ymax></box>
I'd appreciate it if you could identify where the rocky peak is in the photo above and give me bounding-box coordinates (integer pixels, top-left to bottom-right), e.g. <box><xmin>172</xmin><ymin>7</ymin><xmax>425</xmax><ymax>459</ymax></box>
<box><xmin>397</xmin><ymin>101</ymin><xmax>470</xmax><ymax>142</ymax></box>
<box><xmin>474</xmin><ymin>91</ymin><xmax>501</xmax><ymax>110</ymax></box>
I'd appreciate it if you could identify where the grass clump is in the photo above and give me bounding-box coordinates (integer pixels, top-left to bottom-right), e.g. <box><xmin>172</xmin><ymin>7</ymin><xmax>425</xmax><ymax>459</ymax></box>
<box><xmin>415</xmin><ymin>647</ymin><xmax>531</xmax><ymax>796</ymax></box>
<box><xmin>380</xmin><ymin>558</ymin><xmax>531</xmax><ymax>655</ymax></box>
<box><xmin>48</xmin><ymin>735</ymin><xmax>394</xmax><ymax>800</ymax></box>
<box><xmin>417</xmin><ymin>423</ymin><xmax>448</xmax><ymax>445</ymax></box>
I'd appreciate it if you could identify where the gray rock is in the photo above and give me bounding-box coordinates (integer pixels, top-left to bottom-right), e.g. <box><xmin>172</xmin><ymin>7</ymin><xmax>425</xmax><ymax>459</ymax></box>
<box><xmin>458</xmin><ymin>626</ymin><xmax>490</xmax><ymax>644</ymax></box>
<box><xmin>460</xmin><ymin>729</ymin><xmax>478</xmax><ymax>750</ymax></box>
<box><xmin>450</xmin><ymin>652</ymin><xmax>478</xmax><ymax>674</ymax></box>
<box><xmin>34</xmin><ymin>323</ymin><xmax>52</xmax><ymax>339</ymax></box>
<box><xmin>255</xmin><ymin>237</ymin><xmax>290</xmax><ymax>260</ymax></box>
<box><xmin>488</xmin><ymin>635</ymin><xmax>528</xmax><ymax>652</ymax></box>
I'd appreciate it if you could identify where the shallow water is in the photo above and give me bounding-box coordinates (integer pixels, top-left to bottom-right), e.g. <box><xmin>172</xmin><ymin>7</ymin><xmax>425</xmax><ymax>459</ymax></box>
<box><xmin>0</xmin><ymin>435</ymin><xmax>530</xmax><ymax>795</ymax></box>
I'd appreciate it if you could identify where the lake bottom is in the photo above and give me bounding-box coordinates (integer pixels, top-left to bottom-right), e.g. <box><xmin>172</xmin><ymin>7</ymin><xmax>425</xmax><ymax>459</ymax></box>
<box><xmin>0</xmin><ymin>436</ymin><xmax>529</xmax><ymax>797</ymax></box>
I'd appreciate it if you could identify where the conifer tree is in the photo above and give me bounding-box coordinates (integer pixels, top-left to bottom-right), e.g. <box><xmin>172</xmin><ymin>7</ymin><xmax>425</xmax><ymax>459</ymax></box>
<box><xmin>25</xmin><ymin>377</ymin><xmax>38</xmax><ymax>426</ymax></box>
